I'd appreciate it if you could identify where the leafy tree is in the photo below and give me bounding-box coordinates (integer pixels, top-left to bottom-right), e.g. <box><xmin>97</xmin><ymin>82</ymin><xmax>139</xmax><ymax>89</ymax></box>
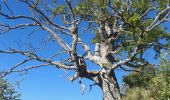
<box><xmin>122</xmin><ymin>87</ymin><xmax>153</xmax><ymax>100</ymax></box>
<box><xmin>148</xmin><ymin>61</ymin><xmax>170</xmax><ymax>100</ymax></box>
<box><xmin>0</xmin><ymin>78</ymin><xmax>20</xmax><ymax>100</ymax></box>
<box><xmin>122</xmin><ymin>60</ymin><xmax>170</xmax><ymax>100</ymax></box>
<box><xmin>0</xmin><ymin>0</ymin><xmax>170</xmax><ymax>100</ymax></box>
<box><xmin>123</xmin><ymin>65</ymin><xmax>157</xmax><ymax>88</ymax></box>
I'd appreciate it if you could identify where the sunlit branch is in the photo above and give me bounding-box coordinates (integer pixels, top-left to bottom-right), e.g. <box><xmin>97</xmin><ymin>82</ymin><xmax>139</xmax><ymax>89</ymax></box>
<box><xmin>40</xmin><ymin>25</ymin><xmax>71</xmax><ymax>53</ymax></box>
<box><xmin>48</xmin><ymin>51</ymin><xmax>67</xmax><ymax>59</ymax></box>
<box><xmin>112</xmin><ymin>46</ymin><xmax>138</xmax><ymax>69</ymax></box>
<box><xmin>146</xmin><ymin>6</ymin><xmax>170</xmax><ymax>31</ymax></box>
<box><xmin>0</xmin><ymin>49</ymin><xmax>77</xmax><ymax>71</ymax></box>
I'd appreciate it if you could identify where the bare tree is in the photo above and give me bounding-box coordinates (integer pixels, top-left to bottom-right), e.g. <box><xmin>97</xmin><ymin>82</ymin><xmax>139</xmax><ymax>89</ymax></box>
<box><xmin>0</xmin><ymin>0</ymin><xmax>170</xmax><ymax>100</ymax></box>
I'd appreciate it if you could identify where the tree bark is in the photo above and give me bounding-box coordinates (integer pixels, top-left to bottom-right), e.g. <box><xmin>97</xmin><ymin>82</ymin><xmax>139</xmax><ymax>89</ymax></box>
<box><xmin>99</xmin><ymin>72</ymin><xmax>121</xmax><ymax>100</ymax></box>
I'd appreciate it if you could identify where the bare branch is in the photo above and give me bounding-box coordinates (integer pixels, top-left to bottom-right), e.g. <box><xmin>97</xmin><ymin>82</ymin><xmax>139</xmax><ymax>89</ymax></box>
<box><xmin>146</xmin><ymin>6</ymin><xmax>170</xmax><ymax>31</ymax></box>
<box><xmin>78</xmin><ymin>38</ymin><xmax>91</xmax><ymax>55</ymax></box>
<box><xmin>89</xmin><ymin>83</ymin><xmax>98</xmax><ymax>92</ymax></box>
<box><xmin>112</xmin><ymin>46</ymin><xmax>138</xmax><ymax>69</ymax></box>
<box><xmin>19</xmin><ymin>0</ymin><xmax>68</xmax><ymax>31</ymax></box>
<box><xmin>119</xmin><ymin>66</ymin><xmax>142</xmax><ymax>73</ymax></box>
<box><xmin>65</xmin><ymin>0</ymin><xmax>76</xmax><ymax>23</ymax></box>
<box><xmin>0</xmin><ymin>49</ymin><xmax>77</xmax><ymax>70</ymax></box>
<box><xmin>28</xmin><ymin>27</ymin><xmax>41</xmax><ymax>36</ymax></box>
<box><xmin>40</xmin><ymin>25</ymin><xmax>71</xmax><ymax>53</ymax></box>
<box><xmin>48</xmin><ymin>51</ymin><xmax>67</xmax><ymax>59</ymax></box>
<box><xmin>1</xmin><ymin>58</ymin><xmax>32</xmax><ymax>77</ymax></box>
<box><xmin>68</xmin><ymin>72</ymin><xmax>79</xmax><ymax>82</ymax></box>
<box><xmin>0</xmin><ymin>23</ymin><xmax>36</xmax><ymax>33</ymax></box>
<box><xmin>165</xmin><ymin>18</ymin><xmax>170</xmax><ymax>22</ymax></box>
<box><xmin>0</xmin><ymin>11</ymin><xmax>41</xmax><ymax>24</ymax></box>
<box><xmin>12</xmin><ymin>63</ymin><xmax>49</xmax><ymax>73</ymax></box>
<box><xmin>147</xmin><ymin>42</ymin><xmax>170</xmax><ymax>50</ymax></box>
<box><xmin>0</xmin><ymin>4</ymin><xmax>73</xmax><ymax>54</ymax></box>
<box><xmin>140</xmin><ymin>7</ymin><xmax>156</xmax><ymax>19</ymax></box>
<box><xmin>3</xmin><ymin>0</ymin><xmax>14</xmax><ymax>16</ymax></box>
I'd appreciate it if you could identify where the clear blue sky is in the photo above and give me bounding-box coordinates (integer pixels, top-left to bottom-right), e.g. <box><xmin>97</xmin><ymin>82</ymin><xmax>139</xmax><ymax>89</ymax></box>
<box><xmin>0</xmin><ymin>1</ymin><xmax>170</xmax><ymax>100</ymax></box>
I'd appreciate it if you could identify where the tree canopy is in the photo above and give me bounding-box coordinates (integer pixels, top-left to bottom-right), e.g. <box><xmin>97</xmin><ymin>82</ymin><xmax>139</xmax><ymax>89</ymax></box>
<box><xmin>0</xmin><ymin>0</ymin><xmax>170</xmax><ymax>100</ymax></box>
<box><xmin>0</xmin><ymin>78</ymin><xmax>20</xmax><ymax>100</ymax></box>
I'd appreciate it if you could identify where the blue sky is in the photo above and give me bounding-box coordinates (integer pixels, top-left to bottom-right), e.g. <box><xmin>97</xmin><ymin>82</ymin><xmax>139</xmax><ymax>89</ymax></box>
<box><xmin>0</xmin><ymin>1</ymin><xmax>170</xmax><ymax>100</ymax></box>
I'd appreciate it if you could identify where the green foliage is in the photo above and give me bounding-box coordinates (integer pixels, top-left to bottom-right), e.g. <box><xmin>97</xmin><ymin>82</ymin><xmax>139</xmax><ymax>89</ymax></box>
<box><xmin>122</xmin><ymin>87</ymin><xmax>153</xmax><ymax>100</ymax></box>
<box><xmin>0</xmin><ymin>78</ymin><xmax>20</xmax><ymax>100</ymax></box>
<box><xmin>148</xmin><ymin>61</ymin><xmax>170</xmax><ymax>100</ymax></box>
<box><xmin>123</xmin><ymin>61</ymin><xmax>170</xmax><ymax>100</ymax></box>
<box><xmin>123</xmin><ymin>65</ymin><xmax>157</xmax><ymax>88</ymax></box>
<box><xmin>76</xmin><ymin>0</ymin><xmax>110</xmax><ymax>22</ymax></box>
<box><xmin>52</xmin><ymin>5</ymin><xmax>67</xmax><ymax>16</ymax></box>
<box><xmin>128</xmin><ymin>13</ymin><xmax>140</xmax><ymax>23</ymax></box>
<box><xmin>113</xmin><ymin>0</ymin><xmax>121</xmax><ymax>10</ymax></box>
<box><xmin>146</xmin><ymin>26</ymin><xmax>168</xmax><ymax>43</ymax></box>
<box><xmin>75</xmin><ymin>0</ymin><xmax>170</xmax><ymax>55</ymax></box>
<box><xmin>157</xmin><ymin>0</ymin><xmax>167</xmax><ymax>11</ymax></box>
